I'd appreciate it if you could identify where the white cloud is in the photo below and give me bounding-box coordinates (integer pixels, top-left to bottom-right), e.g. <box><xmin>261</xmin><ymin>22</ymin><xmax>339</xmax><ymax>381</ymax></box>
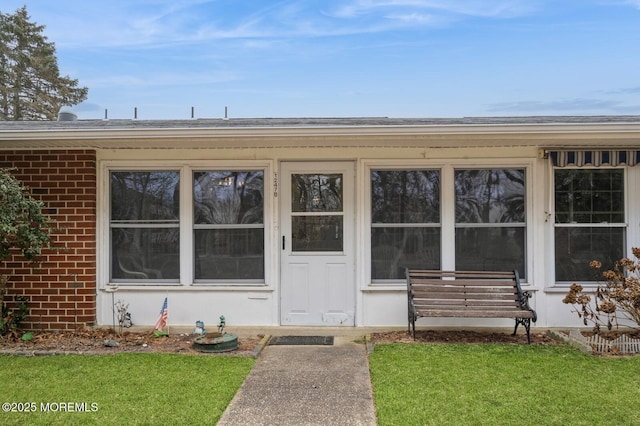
<box><xmin>331</xmin><ymin>0</ymin><xmax>536</xmax><ymax>19</ymax></box>
<box><xmin>12</xmin><ymin>0</ymin><xmax>539</xmax><ymax>51</ymax></box>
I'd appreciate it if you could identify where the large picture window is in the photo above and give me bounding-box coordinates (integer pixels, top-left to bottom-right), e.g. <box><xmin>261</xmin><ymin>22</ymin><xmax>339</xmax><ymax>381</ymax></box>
<box><xmin>110</xmin><ymin>171</ymin><xmax>180</xmax><ymax>282</ymax></box>
<box><xmin>371</xmin><ymin>170</ymin><xmax>441</xmax><ymax>280</ymax></box>
<box><xmin>454</xmin><ymin>169</ymin><xmax>526</xmax><ymax>277</ymax></box>
<box><xmin>109</xmin><ymin>167</ymin><xmax>266</xmax><ymax>284</ymax></box>
<box><xmin>193</xmin><ymin>171</ymin><xmax>264</xmax><ymax>281</ymax></box>
<box><xmin>554</xmin><ymin>169</ymin><xmax>625</xmax><ymax>282</ymax></box>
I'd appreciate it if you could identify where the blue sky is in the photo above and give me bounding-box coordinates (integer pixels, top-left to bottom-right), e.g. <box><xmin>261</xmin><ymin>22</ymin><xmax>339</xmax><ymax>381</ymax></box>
<box><xmin>4</xmin><ymin>0</ymin><xmax>640</xmax><ymax>120</ymax></box>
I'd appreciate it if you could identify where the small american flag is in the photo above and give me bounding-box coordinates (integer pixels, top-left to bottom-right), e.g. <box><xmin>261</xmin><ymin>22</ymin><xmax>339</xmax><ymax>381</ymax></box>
<box><xmin>154</xmin><ymin>297</ymin><xmax>168</xmax><ymax>331</ymax></box>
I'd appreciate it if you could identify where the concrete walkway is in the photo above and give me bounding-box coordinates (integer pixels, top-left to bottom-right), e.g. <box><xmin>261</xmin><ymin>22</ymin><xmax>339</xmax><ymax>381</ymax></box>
<box><xmin>217</xmin><ymin>336</ymin><xmax>377</xmax><ymax>425</ymax></box>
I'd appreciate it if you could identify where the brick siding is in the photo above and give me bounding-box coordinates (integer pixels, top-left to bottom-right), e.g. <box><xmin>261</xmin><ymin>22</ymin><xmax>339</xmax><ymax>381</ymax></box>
<box><xmin>0</xmin><ymin>150</ymin><xmax>96</xmax><ymax>330</ymax></box>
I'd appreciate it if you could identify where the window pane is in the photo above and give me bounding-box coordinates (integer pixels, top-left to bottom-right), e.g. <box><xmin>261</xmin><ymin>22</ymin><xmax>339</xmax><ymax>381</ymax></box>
<box><xmin>111</xmin><ymin>171</ymin><xmax>179</xmax><ymax>222</ymax></box>
<box><xmin>555</xmin><ymin>169</ymin><xmax>624</xmax><ymax>224</ymax></box>
<box><xmin>193</xmin><ymin>171</ymin><xmax>264</xmax><ymax>225</ymax></box>
<box><xmin>455</xmin><ymin>227</ymin><xmax>525</xmax><ymax>277</ymax></box>
<box><xmin>371</xmin><ymin>170</ymin><xmax>440</xmax><ymax>223</ymax></box>
<box><xmin>111</xmin><ymin>228</ymin><xmax>179</xmax><ymax>280</ymax></box>
<box><xmin>554</xmin><ymin>227</ymin><xmax>625</xmax><ymax>281</ymax></box>
<box><xmin>455</xmin><ymin>169</ymin><xmax>525</xmax><ymax>223</ymax></box>
<box><xmin>292</xmin><ymin>216</ymin><xmax>343</xmax><ymax>252</ymax></box>
<box><xmin>291</xmin><ymin>174</ymin><xmax>342</xmax><ymax>212</ymax></box>
<box><xmin>195</xmin><ymin>229</ymin><xmax>264</xmax><ymax>279</ymax></box>
<box><xmin>372</xmin><ymin>227</ymin><xmax>441</xmax><ymax>279</ymax></box>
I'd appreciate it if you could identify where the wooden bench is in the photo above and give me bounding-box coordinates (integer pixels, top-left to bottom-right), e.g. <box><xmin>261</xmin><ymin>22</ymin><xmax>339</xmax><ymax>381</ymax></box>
<box><xmin>406</xmin><ymin>269</ymin><xmax>537</xmax><ymax>343</ymax></box>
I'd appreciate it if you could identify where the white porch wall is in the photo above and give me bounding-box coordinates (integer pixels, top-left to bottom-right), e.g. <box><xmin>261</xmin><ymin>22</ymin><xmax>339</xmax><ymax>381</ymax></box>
<box><xmin>94</xmin><ymin>135</ymin><xmax>640</xmax><ymax>329</ymax></box>
<box><xmin>97</xmin><ymin>289</ymin><xmax>277</xmax><ymax>328</ymax></box>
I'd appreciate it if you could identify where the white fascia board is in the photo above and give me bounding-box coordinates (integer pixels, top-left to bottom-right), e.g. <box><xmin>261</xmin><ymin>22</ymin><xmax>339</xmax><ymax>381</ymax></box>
<box><xmin>1</xmin><ymin>122</ymin><xmax>640</xmax><ymax>149</ymax></box>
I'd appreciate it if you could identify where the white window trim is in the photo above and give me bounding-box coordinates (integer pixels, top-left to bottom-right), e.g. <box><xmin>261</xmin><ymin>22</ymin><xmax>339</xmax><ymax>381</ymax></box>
<box><xmin>98</xmin><ymin>160</ymin><xmax>274</xmax><ymax>290</ymax></box>
<box><xmin>361</xmin><ymin>158</ymin><xmax>535</xmax><ymax>289</ymax></box>
<box><xmin>549</xmin><ymin>165</ymin><xmax>632</xmax><ymax>287</ymax></box>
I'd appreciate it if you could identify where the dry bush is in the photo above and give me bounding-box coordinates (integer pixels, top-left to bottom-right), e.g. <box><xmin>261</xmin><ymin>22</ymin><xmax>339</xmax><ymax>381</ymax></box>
<box><xmin>563</xmin><ymin>247</ymin><xmax>640</xmax><ymax>333</ymax></box>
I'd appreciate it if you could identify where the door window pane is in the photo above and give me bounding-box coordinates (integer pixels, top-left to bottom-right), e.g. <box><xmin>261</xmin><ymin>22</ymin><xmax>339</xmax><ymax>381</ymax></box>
<box><xmin>291</xmin><ymin>174</ymin><xmax>342</xmax><ymax>212</ymax></box>
<box><xmin>291</xmin><ymin>173</ymin><xmax>344</xmax><ymax>252</ymax></box>
<box><xmin>292</xmin><ymin>216</ymin><xmax>343</xmax><ymax>252</ymax></box>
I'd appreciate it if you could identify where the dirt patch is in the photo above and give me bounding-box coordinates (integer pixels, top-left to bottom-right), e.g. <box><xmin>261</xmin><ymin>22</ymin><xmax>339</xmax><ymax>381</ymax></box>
<box><xmin>0</xmin><ymin>328</ymin><xmax>561</xmax><ymax>355</ymax></box>
<box><xmin>369</xmin><ymin>329</ymin><xmax>558</xmax><ymax>345</ymax></box>
<box><xmin>0</xmin><ymin>328</ymin><xmax>263</xmax><ymax>356</ymax></box>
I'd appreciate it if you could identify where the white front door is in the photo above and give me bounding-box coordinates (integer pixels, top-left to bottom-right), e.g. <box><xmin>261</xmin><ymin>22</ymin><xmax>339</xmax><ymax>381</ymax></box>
<box><xmin>280</xmin><ymin>162</ymin><xmax>355</xmax><ymax>326</ymax></box>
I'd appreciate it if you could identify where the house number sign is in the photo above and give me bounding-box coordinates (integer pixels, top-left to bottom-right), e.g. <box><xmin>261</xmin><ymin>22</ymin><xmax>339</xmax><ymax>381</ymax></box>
<box><xmin>273</xmin><ymin>172</ymin><xmax>278</xmax><ymax>197</ymax></box>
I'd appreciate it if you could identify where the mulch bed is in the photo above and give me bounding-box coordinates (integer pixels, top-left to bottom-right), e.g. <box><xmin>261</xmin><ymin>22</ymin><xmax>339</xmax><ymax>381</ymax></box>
<box><xmin>369</xmin><ymin>329</ymin><xmax>559</xmax><ymax>345</ymax></box>
<box><xmin>0</xmin><ymin>327</ymin><xmax>262</xmax><ymax>356</ymax></box>
<box><xmin>0</xmin><ymin>327</ymin><xmax>561</xmax><ymax>356</ymax></box>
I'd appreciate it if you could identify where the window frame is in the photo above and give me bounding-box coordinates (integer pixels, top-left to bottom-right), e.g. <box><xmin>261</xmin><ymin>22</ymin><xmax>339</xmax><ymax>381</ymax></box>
<box><xmin>369</xmin><ymin>167</ymin><xmax>442</xmax><ymax>282</ymax></box>
<box><xmin>363</xmin><ymin>159</ymin><xmax>533</xmax><ymax>287</ymax></box>
<box><xmin>99</xmin><ymin>160</ymin><xmax>273</xmax><ymax>289</ymax></box>
<box><xmin>552</xmin><ymin>166</ymin><xmax>628</xmax><ymax>285</ymax></box>
<box><xmin>192</xmin><ymin>169</ymin><xmax>266</xmax><ymax>283</ymax></box>
<box><xmin>453</xmin><ymin>167</ymin><xmax>528</xmax><ymax>278</ymax></box>
<box><xmin>109</xmin><ymin>169</ymin><xmax>181</xmax><ymax>284</ymax></box>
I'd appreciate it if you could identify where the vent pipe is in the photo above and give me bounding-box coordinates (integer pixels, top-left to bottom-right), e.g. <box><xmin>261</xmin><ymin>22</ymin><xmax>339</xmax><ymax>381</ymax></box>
<box><xmin>57</xmin><ymin>107</ymin><xmax>77</xmax><ymax>121</ymax></box>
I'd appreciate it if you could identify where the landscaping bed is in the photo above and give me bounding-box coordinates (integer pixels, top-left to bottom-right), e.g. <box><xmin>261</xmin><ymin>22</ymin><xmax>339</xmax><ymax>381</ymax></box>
<box><xmin>0</xmin><ymin>327</ymin><xmax>262</xmax><ymax>356</ymax></box>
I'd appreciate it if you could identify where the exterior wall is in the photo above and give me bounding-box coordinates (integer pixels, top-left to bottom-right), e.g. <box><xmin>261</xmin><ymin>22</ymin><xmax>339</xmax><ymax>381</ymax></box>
<box><xmin>0</xmin><ymin>150</ymin><xmax>97</xmax><ymax>330</ymax></box>
<box><xmin>95</xmin><ymin>144</ymin><xmax>555</xmax><ymax>329</ymax></box>
<box><xmin>1</xmin><ymin>123</ymin><xmax>638</xmax><ymax>331</ymax></box>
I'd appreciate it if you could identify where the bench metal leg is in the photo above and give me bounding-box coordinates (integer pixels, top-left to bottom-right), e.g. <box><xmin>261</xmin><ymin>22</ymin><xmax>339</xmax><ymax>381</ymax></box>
<box><xmin>513</xmin><ymin>318</ymin><xmax>532</xmax><ymax>344</ymax></box>
<box><xmin>409</xmin><ymin>314</ymin><xmax>416</xmax><ymax>340</ymax></box>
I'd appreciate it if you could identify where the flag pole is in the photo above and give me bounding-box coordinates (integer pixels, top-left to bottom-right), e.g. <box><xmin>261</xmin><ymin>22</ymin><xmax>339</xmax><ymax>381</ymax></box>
<box><xmin>166</xmin><ymin>291</ymin><xmax>169</xmax><ymax>336</ymax></box>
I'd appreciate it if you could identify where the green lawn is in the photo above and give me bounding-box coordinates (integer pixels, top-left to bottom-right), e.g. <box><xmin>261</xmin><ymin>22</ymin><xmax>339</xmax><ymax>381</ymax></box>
<box><xmin>369</xmin><ymin>343</ymin><xmax>640</xmax><ymax>426</ymax></box>
<box><xmin>5</xmin><ymin>342</ymin><xmax>639</xmax><ymax>426</ymax></box>
<box><xmin>0</xmin><ymin>354</ymin><xmax>254</xmax><ymax>425</ymax></box>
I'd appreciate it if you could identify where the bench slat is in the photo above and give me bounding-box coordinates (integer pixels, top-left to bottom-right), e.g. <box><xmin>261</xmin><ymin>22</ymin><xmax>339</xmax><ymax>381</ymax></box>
<box><xmin>409</xmin><ymin>270</ymin><xmax>515</xmax><ymax>279</ymax></box>
<box><xmin>414</xmin><ymin>309</ymin><xmax>535</xmax><ymax>319</ymax></box>
<box><xmin>412</xmin><ymin>287</ymin><xmax>517</xmax><ymax>295</ymax></box>
<box><xmin>413</xmin><ymin>299</ymin><xmax>521</xmax><ymax>307</ymax></box>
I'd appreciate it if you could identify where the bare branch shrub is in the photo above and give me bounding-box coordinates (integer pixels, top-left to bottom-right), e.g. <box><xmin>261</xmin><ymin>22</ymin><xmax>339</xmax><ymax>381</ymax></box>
<box><xmin>563</xmin><ymin>247</ymin><xmax>640</xmax><ymax>333</ymax></box>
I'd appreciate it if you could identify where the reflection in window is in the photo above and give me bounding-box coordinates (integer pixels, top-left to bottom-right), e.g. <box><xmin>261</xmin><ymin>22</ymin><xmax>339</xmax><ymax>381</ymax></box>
<box><xmin>554</xmin><ymin>169</ymin><xmax>625</xmax><ymax>281</ymax></box>
<box><xmin>371</xmin><ymin>170</ymin><xmax>441</xmax><ymax>280</ymax></box>
<box><xmin>110</xmin><ymin>171</ymin><xmax>180</xmax><ymax>281</ymax></box>
<box><xmin>292</xmin><ymin>216</ymin><xmax>343</xmax><ymax>252</ymax></box>
<box><xmin>193</xmin><ymin>171</ymin><xmax>264</xmax><ymax>281</ymax></box>
<box><xmin>292</xmin><ymin>174</ymin><xmax>342</xmax><ymax>212</ymax></box>
<box><xmin>291</xmin><ymin>173</ymin><xmax>344</xmax><ymax>252</ymax></box>
<box><xmin>454</xmin><ymin>169</ymin><xmax>526</xmax><ymax>277</ymax></box>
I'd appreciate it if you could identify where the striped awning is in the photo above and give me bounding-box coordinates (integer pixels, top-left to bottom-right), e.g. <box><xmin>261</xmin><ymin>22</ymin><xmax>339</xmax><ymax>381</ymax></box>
<box><xmin>549</xmin><ymin>150</ymin><xmax>640</xmax><ymax>167</ymax></box>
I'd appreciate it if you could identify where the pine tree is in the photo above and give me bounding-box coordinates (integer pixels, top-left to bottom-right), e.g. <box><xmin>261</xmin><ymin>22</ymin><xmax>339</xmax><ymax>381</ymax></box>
<box><xmin>0</xmin><ymin>6</ymin><xmax>88</xmax><ymax>120</ymax></box>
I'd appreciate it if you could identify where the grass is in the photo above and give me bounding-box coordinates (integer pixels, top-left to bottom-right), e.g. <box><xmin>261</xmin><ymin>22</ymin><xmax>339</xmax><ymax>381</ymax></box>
<box><xmin>369</xmin><ymin>343</ymin><xmax>640</xmax><ymax>426</ymax></box>
<box><xmin>0</xmin><ymin>353</ymin><xmax>254</xmax><ymax>425</ymax></box>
